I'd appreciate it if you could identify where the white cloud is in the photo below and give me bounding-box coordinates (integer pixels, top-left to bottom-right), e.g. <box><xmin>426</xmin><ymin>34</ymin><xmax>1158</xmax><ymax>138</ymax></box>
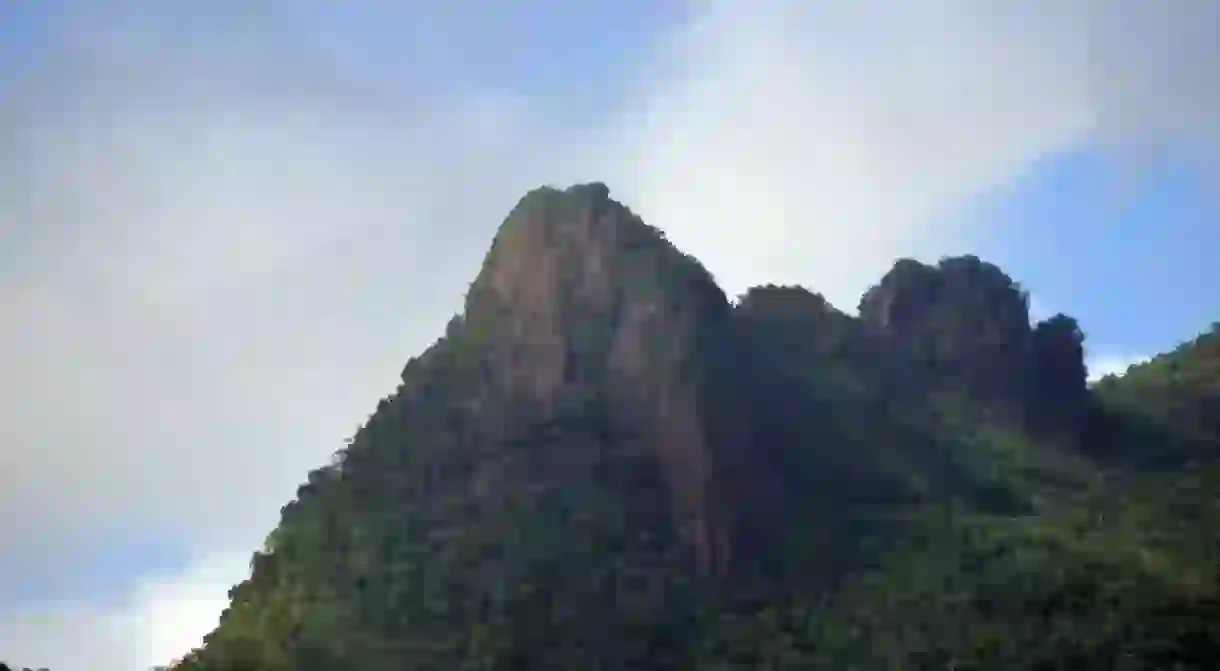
<box><xmin>3</xmin><ymin>1</ymin><xmax>1220</xmax><ymax>668</ymax></box>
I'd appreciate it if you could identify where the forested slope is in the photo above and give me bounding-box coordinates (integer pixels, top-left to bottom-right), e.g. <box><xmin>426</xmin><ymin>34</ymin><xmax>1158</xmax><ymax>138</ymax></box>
<box><xmin>157</xmin><ymin>184</ymin><xmax>1220</xmax><ymax>670</ymax></box>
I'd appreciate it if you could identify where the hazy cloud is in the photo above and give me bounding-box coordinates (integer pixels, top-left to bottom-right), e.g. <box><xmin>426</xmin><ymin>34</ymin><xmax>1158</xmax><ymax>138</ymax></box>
<box><xmin>0</xmin><ymin>550</ymin><xmax>247</xmax><ymax>669</ymax></box>
<box><xmin>2</xmin><ymin>5</ymin><xmax>585</xmax><ymax>665</ymax></box>
<box><xmin>606</xmin><ymin>0</ymin><xmax>1220</xmax><ymax>307</ymax></box>
<box><xmin>3</xmin><ymin>1</ymin><xmax>1220</xmax><ymax>667</ymax></box>
<box><xmin>1087</xmin><ymin>352</ymin><xmax>1153</xmax><ymax>383</ymax></box>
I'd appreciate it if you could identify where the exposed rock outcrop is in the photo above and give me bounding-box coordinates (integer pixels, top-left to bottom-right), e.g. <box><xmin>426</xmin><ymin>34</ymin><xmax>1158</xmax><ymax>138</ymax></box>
<box><xmin>463</xmin><ymin>183</ymin><xmax>736</xmax><ymax>574</ymax></box>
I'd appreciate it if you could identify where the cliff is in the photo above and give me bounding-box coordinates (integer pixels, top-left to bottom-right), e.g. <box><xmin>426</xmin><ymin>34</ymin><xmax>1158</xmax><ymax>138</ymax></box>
<box><xmin>462</xmin><ymin>183</ymin><xmax>737</xmax><ymax>574</ymax></box>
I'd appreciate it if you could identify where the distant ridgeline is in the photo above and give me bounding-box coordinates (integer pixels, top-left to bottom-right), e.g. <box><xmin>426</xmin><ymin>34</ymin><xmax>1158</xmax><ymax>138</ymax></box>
<box><xmin>166</xmin><ymin>184</ymin><xmax>1220</xmax><ymax>670</ymax></box>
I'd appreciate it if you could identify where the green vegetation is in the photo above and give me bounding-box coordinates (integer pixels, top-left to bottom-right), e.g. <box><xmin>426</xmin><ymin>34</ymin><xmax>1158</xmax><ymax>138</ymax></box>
<box><xmin>144</xmin><ymin>183</ymin><xmax>1220</xmax><ymax>670</ymax></box>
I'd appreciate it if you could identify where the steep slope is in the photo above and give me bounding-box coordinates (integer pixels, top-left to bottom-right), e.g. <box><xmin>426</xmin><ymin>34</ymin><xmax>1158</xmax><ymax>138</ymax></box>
<box><xmin>172</xmin><ymin>184</ymin><xmax>747</xmax><ymax>670</ymax></box>
<box><xmin>725</xmin><ymin>282</ymin><xmax>1031</xmax><ymax>592</ymax></box>
<box><xmin>858</xmin><ymin>255</ymin><xmax>1089</xmax><ymax>437</ymax></box>
<box><xmin>167</xmin><ymin>184</ymin><xmax>1220</xmax><ymax>670</ymax></box>
<box><xmin>1090</xmin><ymin>323</ymin><xmax>1220</xmax><ymax>465</ymax></box>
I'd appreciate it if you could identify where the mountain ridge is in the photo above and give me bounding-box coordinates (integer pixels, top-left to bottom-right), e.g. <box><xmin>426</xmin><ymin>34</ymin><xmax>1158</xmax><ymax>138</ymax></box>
<box><xmin>154</xmin><ymin>182</ymin><xmax>1220</xmax><ymax>670</ymax></box>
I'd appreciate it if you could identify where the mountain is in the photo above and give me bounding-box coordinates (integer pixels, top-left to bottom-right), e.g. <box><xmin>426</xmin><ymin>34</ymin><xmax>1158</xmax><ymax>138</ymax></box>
<box><xmin>161</xmin><ymin>183</ymin><xmax>1220</xmax><ymax>670</ymax></box>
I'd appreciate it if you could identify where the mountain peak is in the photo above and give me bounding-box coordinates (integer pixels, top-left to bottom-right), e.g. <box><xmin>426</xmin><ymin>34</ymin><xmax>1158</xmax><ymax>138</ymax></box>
<box><xmin>168</xmin><ymin>185</ymin><xmax>1220</xmax><ymax>671</ymax></box>
<box><xmin>462</xmin><ymin>182</ymin><xmax>734</xmax><ymax>573</ymax></box>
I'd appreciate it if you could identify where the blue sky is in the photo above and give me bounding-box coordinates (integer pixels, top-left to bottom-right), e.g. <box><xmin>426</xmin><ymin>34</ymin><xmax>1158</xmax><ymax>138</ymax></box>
<box><xmin>2</xmin><ymin>1</ymin><xmax>1218</xmax><ymax>668</ymax></box>
<box><xmin>971</xmin><ymin>146</ymin><xmax>1218</xmax><ymax>361</ymax></box>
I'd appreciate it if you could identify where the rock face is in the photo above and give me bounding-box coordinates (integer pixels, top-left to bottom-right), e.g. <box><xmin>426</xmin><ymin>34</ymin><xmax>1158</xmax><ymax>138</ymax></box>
<box><xmin>858</xmin><ymin>255</ymin><xmax>1090</xmax><ymax>436</ymax></box>
<box><xmin>860</xmin><ymin>256</ymin><xmax>1035</xmax><ymax>411</ymax></box>
<box><xmin>463</xmin><ymin>183</ymin><xmax>736</xmax><ymax>574</ymax></box>
<box><xmin>459</xmin><ymin>202</ymin><xmax>1092</xmax><ymax>576</ymax></box>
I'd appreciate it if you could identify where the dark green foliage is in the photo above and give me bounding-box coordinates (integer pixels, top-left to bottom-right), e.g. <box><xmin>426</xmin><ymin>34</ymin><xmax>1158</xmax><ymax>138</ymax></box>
<box><xmin>797</xmin><ymin>506</ymin><xmax>1220</xmax><ymax>670</ymax></box>
<box><xmin>183</xmin><ymin>333</ymin><xmax>694</xmax><ymax>670</ymax></box>
<box><xmin>1028</xmin><ymin>313</ymin><xmax>1090</xmax><ymax>437</ymax></box>
<box><xmin>170</xmin><ymin>185</ymin><xmax>1220</xmax><ymax>670</ymax></box>
<box><xmin>1092</xmin><ymin>326</ymin><xmax>1220</xmax><ymax>465</ymax></box>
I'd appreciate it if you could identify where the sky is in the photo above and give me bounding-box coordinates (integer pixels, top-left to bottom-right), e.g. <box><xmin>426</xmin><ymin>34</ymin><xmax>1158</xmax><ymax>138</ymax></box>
<box><xmin>1</xmin><ymin>0</ymin><xmax>1218</xmax><ymax>667</ymax></box>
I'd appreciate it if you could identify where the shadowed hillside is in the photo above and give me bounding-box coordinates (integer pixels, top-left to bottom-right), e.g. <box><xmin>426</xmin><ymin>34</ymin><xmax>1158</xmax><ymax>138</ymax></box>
<box><xmin>155</xmin><ymin>184</ymin><xmax>1220</xmax><ymax>670</ymax></box>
